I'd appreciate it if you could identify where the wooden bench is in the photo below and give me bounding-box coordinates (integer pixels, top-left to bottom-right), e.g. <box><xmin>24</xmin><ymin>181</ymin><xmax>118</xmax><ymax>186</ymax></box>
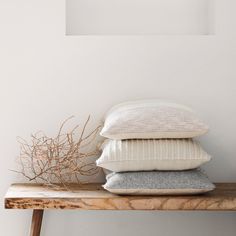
<box><xmin>4</xmin><ymin>183</ymin><xmax>236</xmax><ymax>236</ymax></box>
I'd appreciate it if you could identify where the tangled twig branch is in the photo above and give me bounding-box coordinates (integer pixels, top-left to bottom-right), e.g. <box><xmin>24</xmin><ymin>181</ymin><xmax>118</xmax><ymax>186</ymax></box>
<box><xmin>12</xmin><ymin>116</ymin><xmax>101</xmax><ymax>188</ymax></box>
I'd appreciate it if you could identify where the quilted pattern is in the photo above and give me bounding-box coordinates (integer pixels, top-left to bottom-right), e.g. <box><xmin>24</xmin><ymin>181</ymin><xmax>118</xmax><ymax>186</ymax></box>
<box><xmin>100</xmin><ymin>100</ymin><xmax>209</xmax><ymax>139</ymax></box>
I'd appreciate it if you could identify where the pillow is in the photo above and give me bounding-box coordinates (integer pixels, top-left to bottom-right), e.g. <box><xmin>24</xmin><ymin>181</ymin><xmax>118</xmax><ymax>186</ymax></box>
<box><xmin>103</xmin><ymin>170</ymin><xmax>215</xmax><ymax>195</ymax></box>
<box><xmin>100</xmin><ymin>100</ymin><xmax>209</xmax><ymax>139</ymax></box>
<box><xmin>96</xmin><ymin>139</ymin><xmax>211</xmax><ymax>172</ymax></box>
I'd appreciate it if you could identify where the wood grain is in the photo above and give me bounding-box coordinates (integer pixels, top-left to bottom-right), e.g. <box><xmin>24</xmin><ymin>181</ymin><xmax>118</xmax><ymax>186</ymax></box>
<box><xmin>4</xmin><ymin>183</ymin><xmax>236</xmax><ymax>211</ymax></box>
<box><xmin>30</xmin><ymin>210</ymin><xmax>44</xmax><ymax>236</ymax></box>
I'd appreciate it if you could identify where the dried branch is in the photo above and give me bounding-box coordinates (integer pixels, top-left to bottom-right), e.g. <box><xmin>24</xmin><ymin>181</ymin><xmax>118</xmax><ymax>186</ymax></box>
<box><xmin>14</xmin><ymin>116</ymin><xmax>102</xmax><ymax>189</ymax></box>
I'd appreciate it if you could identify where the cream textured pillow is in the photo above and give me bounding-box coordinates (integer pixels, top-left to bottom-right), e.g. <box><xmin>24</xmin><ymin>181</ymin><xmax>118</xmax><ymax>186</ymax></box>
<box><xmin>96</xmin><ymin>139</ymin><xmax>211</xmax><ymax>172</ymax></box>
<box><xmin>100</xmin><ymin>100</ymin><xmax>209</xmax><ymax>139</ymax></box>
<box><xmin>103</xmin><ymin>170</ymin><xmax>215</xmax><ymax>195</ymax></box>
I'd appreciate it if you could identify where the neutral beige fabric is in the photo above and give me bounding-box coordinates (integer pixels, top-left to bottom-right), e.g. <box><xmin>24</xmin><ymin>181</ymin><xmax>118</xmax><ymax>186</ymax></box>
<box><xmin>96</xmin><ymin>139</ymin><xmax>211</xmax><ymax>172</ymax></box>
<box><xmin>100</xmin><ymin>100</ymin><xmax>209</xmax><ymax>139</ymax></box>
<box><xmin>104</xmin><ymin>188</ymin><xmax>211</xmax><ymax>195</ymax></box>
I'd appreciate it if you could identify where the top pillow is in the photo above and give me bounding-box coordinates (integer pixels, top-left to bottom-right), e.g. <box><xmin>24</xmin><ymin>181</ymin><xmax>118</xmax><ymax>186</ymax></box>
<box><xmin>100</xmin><ymin>100</ymin><xmax>209</xmax><ymax>139</ymax></box>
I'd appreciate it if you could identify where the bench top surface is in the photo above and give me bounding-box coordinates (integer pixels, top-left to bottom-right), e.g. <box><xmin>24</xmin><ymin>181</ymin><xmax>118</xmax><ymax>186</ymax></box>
<box><xmin>5</xmin><ymin>183</ymin><xmax>236</xmax><ymax>211</ymax></box>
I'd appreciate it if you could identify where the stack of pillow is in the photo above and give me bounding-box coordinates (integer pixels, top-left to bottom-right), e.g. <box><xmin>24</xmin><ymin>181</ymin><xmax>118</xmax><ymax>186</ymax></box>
<box><xmin>96</xmin><ymin>100</ymin><xmax>215</xmax><ymax>195</ymax></box>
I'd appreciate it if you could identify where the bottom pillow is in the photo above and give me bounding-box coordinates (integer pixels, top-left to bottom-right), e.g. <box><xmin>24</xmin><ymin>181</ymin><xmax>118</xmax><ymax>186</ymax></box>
<box><xmin>103</xmin><ymin>170</ymin><xmax>215</xmax><ymax>195</ymax></box>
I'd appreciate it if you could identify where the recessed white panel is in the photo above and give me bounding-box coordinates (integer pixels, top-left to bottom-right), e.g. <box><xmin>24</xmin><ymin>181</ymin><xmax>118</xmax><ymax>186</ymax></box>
<box><xmin>66</xmin><ymin>0</ymin><xmax>212</xmax><ymax>35</ymax></box>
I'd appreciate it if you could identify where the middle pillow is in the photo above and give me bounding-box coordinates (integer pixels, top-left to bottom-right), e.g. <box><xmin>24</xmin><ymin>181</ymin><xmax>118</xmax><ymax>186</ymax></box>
<box><xmin>96</xmin><ymin>139</ymin><xmax>211</xmax><ymax>172</ymax></box>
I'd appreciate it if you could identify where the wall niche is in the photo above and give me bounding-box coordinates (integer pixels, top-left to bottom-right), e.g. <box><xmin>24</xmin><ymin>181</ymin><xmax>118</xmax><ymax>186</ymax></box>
<box><xmin>66</xmin><ymin>0</ymin><xmax>214</xmax><ymax>35</ymax></box>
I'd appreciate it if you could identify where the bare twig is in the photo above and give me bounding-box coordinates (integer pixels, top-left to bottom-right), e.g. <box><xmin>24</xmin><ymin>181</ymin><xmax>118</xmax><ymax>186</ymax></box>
<box><xmin>14</xmin><ymin>116</ymin><xmax>101</xmax><ymax>189</ymax></box>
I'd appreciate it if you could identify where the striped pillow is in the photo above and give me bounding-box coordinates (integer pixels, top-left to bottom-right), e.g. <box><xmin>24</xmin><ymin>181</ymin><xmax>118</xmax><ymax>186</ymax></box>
<box><xmin>96</xmin><ymin>139</ymin><xmax>211</xmax><ymax>172</ymax></box>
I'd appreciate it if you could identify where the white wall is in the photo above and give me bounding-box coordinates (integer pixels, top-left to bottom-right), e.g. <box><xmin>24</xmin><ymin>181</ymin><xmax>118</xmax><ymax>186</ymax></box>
<box><xmin>0</xmin><ymin>0</ymin><xmax>236</xmax><ymax>235</ymax></box>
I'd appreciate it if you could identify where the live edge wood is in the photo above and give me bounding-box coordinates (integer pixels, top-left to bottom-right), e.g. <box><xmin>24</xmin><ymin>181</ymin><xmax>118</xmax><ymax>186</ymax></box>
<box><xmin>4</xmin><ymin>183</ymin><xmax>236</xmax><ymax>211</ymax></box>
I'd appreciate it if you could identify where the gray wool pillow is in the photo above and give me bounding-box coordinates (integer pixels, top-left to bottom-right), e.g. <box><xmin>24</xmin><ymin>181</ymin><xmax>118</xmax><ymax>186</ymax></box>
<box><xmin>103</xmin><ymin>169</ymin><xmax>215</xmax><ymax>195</ymax></box>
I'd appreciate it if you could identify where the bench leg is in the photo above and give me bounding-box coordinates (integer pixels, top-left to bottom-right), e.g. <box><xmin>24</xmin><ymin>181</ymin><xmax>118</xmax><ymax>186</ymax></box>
<box><xmin>30</xmin><ymin>210</ymin><xmax>44</xmax><ymax>236</ymax></box>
